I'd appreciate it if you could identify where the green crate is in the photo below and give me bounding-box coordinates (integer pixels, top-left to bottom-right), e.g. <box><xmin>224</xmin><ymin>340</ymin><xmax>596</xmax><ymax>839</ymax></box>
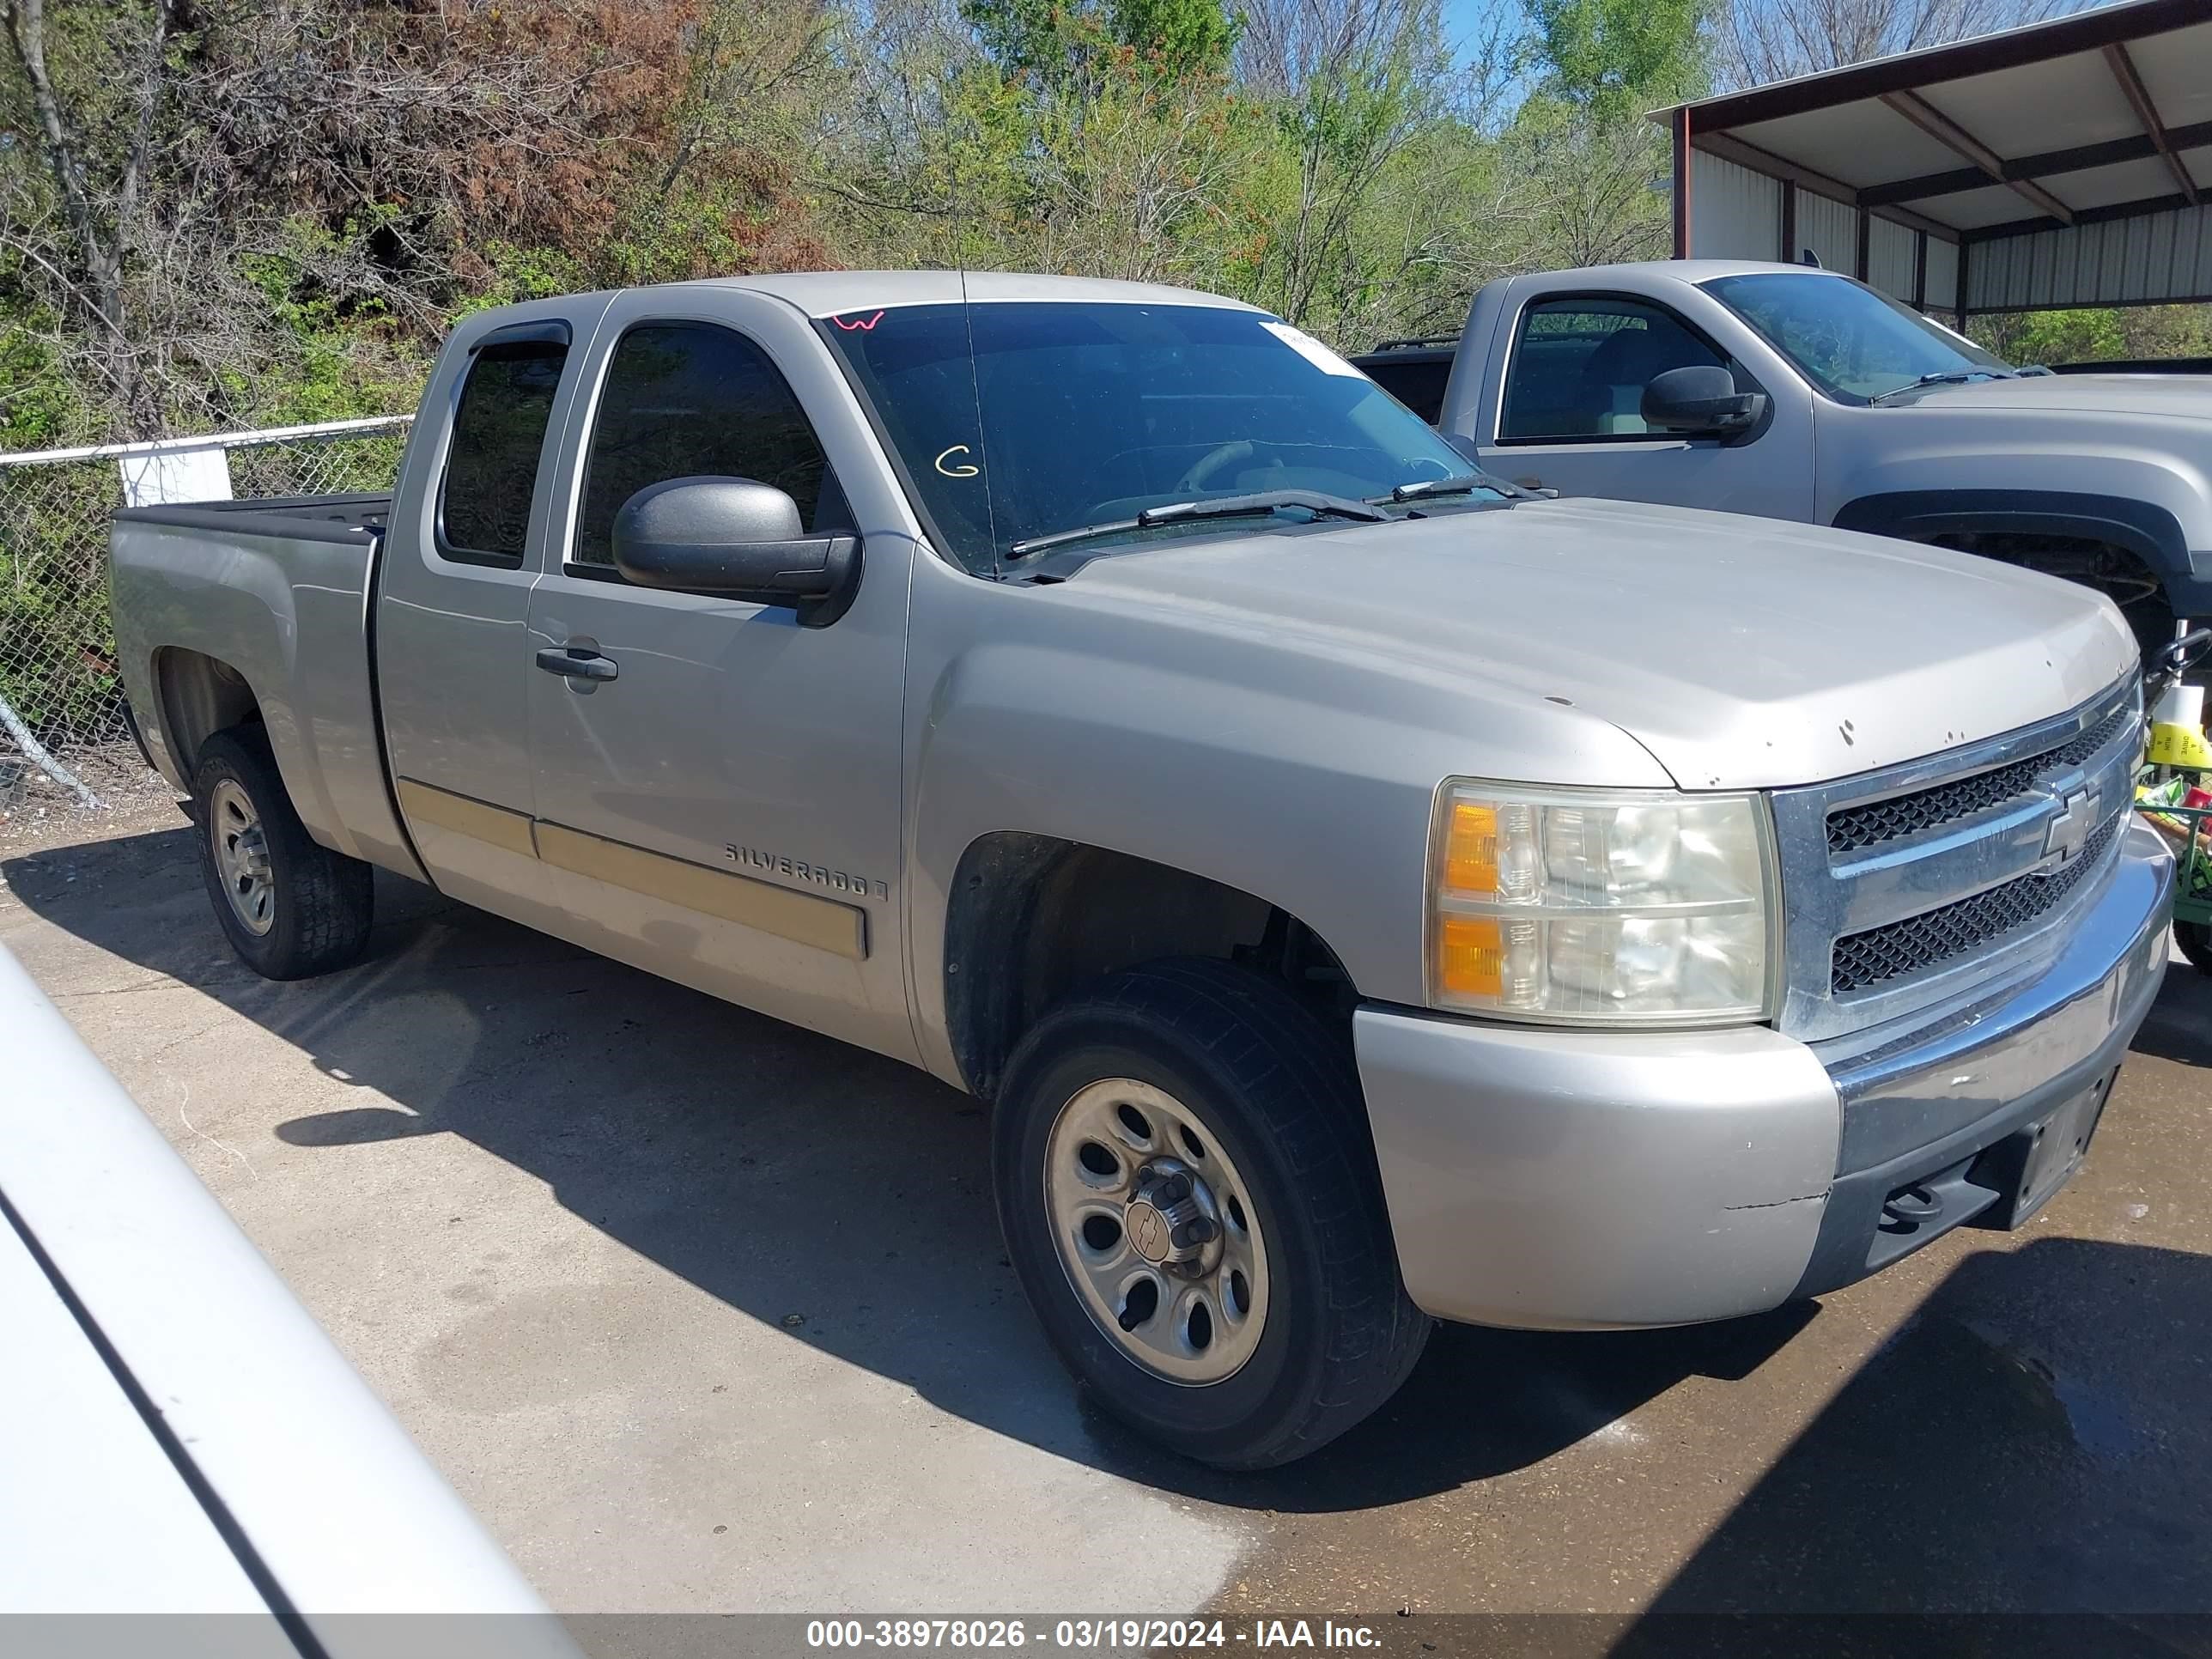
<box><xmin>2137</xmin><ymin>770</ymin><xmax>2212</xmax><ymax>946</ymax></box>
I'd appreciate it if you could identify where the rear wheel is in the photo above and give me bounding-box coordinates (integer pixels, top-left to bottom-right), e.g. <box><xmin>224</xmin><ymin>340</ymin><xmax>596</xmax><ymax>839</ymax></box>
<box><xmin>191</xmin><ymin>725</ymin><xmax>374</xmax><ymax>980</ymax></box>
<box><xmin>2176</xmin><ymin>921</ymin><xmax>2212</xmax><ymax>977</ymax></box>
<box><xmin>994</xmin><ymin>957</ymin><xmax>1429</xmax><ymax>1468</ymax></box>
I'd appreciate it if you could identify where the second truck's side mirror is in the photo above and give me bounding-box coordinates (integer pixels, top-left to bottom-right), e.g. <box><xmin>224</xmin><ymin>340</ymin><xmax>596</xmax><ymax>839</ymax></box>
<box><xmin>1640</xmin><ymin>366</ymin><xmax>1768</xmax><ymax>438</ymax></box>
<box><xmin>612</xmin><ymin>476</ymin><xmax>860</xmax><ymax>627</ymax></box>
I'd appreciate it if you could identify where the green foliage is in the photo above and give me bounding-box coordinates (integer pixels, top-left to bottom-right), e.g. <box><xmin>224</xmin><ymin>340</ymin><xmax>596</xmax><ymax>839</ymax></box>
<box><xmin>6</xmin><ymin>0</ymin><xmax>2208</xmax><ymax>751</ymax></box>
<box><xmin>963</xmin><ymin>0</ymin><xmax>1240</xmax><ymax>83</ymax></box>
<box><xmin>1969</xmin><ymin>305</ymin><xmax>2212</xmax><ymax>369</ymax></box>
<box><xmin>0</xmin><ymin>316</ymin><xmax>86</xmax><ymax>453</ymax></box>
<box><xmin>1996</xmin><ymin>309</ymin><xmax>2127</xmax><ymax>367</ymax></box>
<box><xmin>1521</xmin><ymin>0</ymin><xmax>1709</xmax><ymax>119</ymax></box>
<box><xmin>1109</xmin><ymin>0</ymin><xmax>1242</xmax><ymax>76</ymax></box>
<box><xmin>453</xmin><ymin>244</ymin><xmax>592</xmax><ymax>317</ymax></box>
<box><xmin>0</xmin><ymin>459</ymin><xmax>139</xmax><ymax>734</ymax></box>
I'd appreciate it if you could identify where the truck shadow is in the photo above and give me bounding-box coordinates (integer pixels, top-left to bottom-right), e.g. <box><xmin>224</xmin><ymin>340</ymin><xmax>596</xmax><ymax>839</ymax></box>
<box><xmin>6</xmin><ymin>827</ymin><xmax>2206</xmax><ymax>1525</ymax></box>
<box><xmin>1606</xmin><ymin>1236</ymin><xmax>2212</xmax><ymax>1657</ymax></box>
<box><xmin>2132</xmin><ymin>956</ymin><xmax>2212</xmax><ymax>1067</ymax></box>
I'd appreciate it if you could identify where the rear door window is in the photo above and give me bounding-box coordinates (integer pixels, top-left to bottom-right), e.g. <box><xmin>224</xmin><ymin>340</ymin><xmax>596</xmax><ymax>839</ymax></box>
<box><xmin>439</xmin><ymin>336</ymin><xmax>570</xmax><ymax>565</ymax></box>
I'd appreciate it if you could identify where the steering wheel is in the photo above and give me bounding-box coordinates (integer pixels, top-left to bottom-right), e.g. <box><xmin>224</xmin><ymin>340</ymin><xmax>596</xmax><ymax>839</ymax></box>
<box><xmin>1176</xmin><ymin>440</ymin><xmax>1259</xmax><ymax>493</ymax></box>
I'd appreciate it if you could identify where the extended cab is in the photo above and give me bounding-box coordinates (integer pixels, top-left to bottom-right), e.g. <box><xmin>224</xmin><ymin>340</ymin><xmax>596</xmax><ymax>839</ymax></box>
<box><xmin>1419</xmin><ymin>260</ymin><xmax>2212</xmax><ymax>657</ymax></box>
<box><xmin>111</xmin><ymin>273</ymin><xmax>2174</xmax><ymax>1468</ymax></box>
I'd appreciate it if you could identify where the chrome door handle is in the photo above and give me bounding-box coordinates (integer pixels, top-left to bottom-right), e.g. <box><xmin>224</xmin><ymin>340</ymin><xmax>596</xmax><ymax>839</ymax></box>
<box><xmin>535</xmin><ymin>645</ymin><xmax>617</xmax><ymax>683</ymax></box>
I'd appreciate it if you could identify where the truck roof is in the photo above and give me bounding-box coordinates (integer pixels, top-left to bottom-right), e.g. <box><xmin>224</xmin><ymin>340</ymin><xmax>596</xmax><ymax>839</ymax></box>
<box><xmin>544</xmin><ymin>270</ymin><xmax>1271</xmax><ymax>320</ymax></box>
<box><xmin>1502</xmin><ymin>259</ymin><xmax>1844</xmax><ymax>286</ymax></box>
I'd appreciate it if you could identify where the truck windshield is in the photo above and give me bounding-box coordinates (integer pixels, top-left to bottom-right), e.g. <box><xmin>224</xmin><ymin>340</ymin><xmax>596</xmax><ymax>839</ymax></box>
<box><xmin>1702</xmin><ymin>272</ymin><xmax>2014</xmax><ymax>403</ymax></box>
<box><xmin>819</xmin><ymin>301</ymin><xmax>1490</xmax><ymax>573</ymax></box>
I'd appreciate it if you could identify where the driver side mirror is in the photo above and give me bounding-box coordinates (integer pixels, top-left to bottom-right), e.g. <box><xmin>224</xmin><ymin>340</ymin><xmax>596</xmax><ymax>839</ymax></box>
<box><xmin>613</xmin><ymin>476</ymin><xmax>860</xmax><ymax>627</ymax></box>
<box><xmin>1640</xmin><ymin>365</ymin><xmax>1768</xmax><ymax>438</ymax></box>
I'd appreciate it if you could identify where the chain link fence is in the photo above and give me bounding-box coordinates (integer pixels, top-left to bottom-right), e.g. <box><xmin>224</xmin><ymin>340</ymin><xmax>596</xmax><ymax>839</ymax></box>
<box><xmin>0</xmin><ymin>419</ymin><xmax>411</xmax><ymax>788</ymax></box>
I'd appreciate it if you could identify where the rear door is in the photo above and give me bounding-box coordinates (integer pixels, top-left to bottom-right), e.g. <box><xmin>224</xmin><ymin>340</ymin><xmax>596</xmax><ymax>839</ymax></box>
<box><xmin>1474</xmin><ymin>288</ymin><xmax>1812</xmax><ymax>520</ymax></box>
<box><xmin>378</xmin><ymin>299</ymin><xmax>608</xmax><ymax>915</ymax></box>
<box><xmin>520</xmin><ymin>288</ymin><xmax>917</xmax><ymax>1062</ymax></box>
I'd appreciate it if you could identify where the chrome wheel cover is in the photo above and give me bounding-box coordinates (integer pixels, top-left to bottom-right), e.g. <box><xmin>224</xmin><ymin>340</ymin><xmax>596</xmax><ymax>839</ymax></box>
<box><xmin>209</xmin><ymin>777</ymin><xmax>275</xmax><ymax>937</ymax></box>
<box><xmin>1042</xmin><ymin>1078</ymin><xmax>1270</xmax><ymax>1385</ymax></box>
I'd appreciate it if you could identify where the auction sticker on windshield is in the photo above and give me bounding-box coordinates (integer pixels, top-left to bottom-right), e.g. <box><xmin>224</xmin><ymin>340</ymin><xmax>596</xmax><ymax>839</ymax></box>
<box><xmin>1261</xmin><ymin>320</ymin><xmax>1364</xmax><ymax>378</ymax></box>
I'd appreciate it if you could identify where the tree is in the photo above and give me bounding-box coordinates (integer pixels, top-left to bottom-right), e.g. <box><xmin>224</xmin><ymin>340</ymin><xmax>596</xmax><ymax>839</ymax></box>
<box><xmin>0</xmin><ymin>0</ymin><xmax>837</xmax><ymax>443</ymax></box>
<box><xmin>962</xmin><ymin>0</ymin><xmax>1241</xmax><ymax>86</ymax></box>
<box><xmin>0</xmin><ymin>0</ymin><xmax>185</xmax><ymax>433</ymax></box>
<box><xmin>1234</xmin><ymin>0</ymin><xmax>1424</xmax><ymax>99</ymax></box>
<box><xmin>1484</xmin><ymin>0</ymin><xmax>1708</xmax><ymax>289</ymax></box>
<box><xmin>1522</xmin><ymin>0</ymin><xmax>1707</xmax><ymax>121</ymax></box>
<box><xmin>1238</xmin><ymin>0</ymin><xmax>1450</xmax><ymax>330</ymax></box>
<box><xmin>1719</xmin><ymin>0</ymin><xmax>2085</xmax><ymax>88</ymax></box>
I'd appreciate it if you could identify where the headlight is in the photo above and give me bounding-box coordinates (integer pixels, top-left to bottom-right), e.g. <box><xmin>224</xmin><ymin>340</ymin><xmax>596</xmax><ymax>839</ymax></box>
<box><xmin>1427</xmin><ymin>781</ymin><xmax>1778</xmax><ymax>1025</ymax></box>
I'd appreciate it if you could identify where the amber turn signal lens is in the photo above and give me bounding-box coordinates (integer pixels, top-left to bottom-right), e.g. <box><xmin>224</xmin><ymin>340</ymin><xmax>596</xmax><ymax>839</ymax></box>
<box><xmin>1443</xmin><ymin>801</ymin><xmax>1498</xmax><ymax>893</ymax></box>
<box><xmin>1436</xmin><ymin>915</ymin><xmax>1503</xmax><ymax>997</ymax></box>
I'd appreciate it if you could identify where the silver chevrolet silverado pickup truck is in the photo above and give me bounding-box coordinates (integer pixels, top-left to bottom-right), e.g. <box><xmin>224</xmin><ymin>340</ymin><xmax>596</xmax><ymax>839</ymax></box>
<box><xmin>1375</xmin><ymin>260</ymin><xmax>2212</xmax><ymax>659</ymax></box>
<box><xmin>110</xmin><ymin>272</ymin><xmax>2175</xmax><ymax>1468</ymax></box>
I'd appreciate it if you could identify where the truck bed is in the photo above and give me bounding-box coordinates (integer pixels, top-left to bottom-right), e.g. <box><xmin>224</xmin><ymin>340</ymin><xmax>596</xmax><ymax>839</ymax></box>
<box><xmin>112</xmin><ymin>491</ymin><xmax>391</xmax><ymax>545</ymax></box>
<box><xmin>108</xmin><ymin>487</ymin><xmax>414</xmax><ymax>883</ymax></box>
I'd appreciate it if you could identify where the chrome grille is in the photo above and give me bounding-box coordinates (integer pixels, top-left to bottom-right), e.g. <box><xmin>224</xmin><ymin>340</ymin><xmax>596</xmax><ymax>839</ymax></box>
<box><xmin>1769</xmin><ymin>675</ymin><xmax>2142</xmax><ymax>1042</ymax></box>
<box><xmin>1830</xmin><ymin>814</ymin><xmax>2118</xmax><ymax>994</ymax></box>
<box><xmin>1826</xmin><ymin>706</ymin><xmax>2135</xmax><ymax>854</ymax></box>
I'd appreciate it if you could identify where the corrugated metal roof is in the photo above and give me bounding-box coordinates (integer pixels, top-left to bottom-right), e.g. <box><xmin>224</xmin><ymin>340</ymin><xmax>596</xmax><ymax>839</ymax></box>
<box><xmin>1656</xmin><ymin>0</ymin><xmax>2212</xmax><ymax>312</ymax></box>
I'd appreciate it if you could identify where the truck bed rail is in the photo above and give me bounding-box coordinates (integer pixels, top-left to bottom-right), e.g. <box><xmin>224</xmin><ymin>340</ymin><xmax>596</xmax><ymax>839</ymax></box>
<box><xmin>113</xmin><ymin>492</ymin><xmax>390</xmax><ymax>546</ymax></box>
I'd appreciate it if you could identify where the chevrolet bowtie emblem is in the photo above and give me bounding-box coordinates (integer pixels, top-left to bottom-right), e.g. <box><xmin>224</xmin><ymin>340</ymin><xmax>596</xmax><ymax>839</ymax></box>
<box><xmin>2044</xmin><ymin>786</ymin><xmax>2097</xmax><ymax>862</ymax></box>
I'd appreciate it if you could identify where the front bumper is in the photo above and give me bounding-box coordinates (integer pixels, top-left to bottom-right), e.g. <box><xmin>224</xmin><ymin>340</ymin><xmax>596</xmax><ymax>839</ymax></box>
<box><xmin>1353</xmin><ymin>819</ymin><xmax>2175</xmax><ymax>1331</ymax></box>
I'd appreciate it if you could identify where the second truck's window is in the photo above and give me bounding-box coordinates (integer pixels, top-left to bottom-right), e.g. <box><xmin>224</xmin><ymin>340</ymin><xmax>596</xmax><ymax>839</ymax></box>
<box><xmin>441</xmin><ymin>337</ymin><xmax>570</xmax><ymax>562</ymax></box>
<box><xmin>573</xmin><ymin>323</ymin><xmax>845</xmax><ymax>569</ymax></box>
<box><xmin>1499</xmin><ymin>298</ymin><xmax>1727</xmax><ymax>441</ymax></box>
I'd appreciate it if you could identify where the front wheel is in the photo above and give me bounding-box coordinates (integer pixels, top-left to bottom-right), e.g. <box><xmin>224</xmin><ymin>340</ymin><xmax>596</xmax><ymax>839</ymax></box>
<box><xmin>994</xmin><ymin>958</ymin><xmax>1430</xmax><ymax>1468</ymax></box>
<box><xmin>2176</xmin><ymin>920</ymin><xmax>2212</xmax><ymax>977</ymax></box>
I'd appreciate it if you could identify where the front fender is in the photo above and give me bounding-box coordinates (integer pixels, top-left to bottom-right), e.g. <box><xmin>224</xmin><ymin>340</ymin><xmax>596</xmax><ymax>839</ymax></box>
<box><xmin>1818</xmin><ymin>421</ymin><xmax>2212</xmax><ymax>611</ymax></box>
<box><xmin>897</xmin><ymin>558</ymin><xmax>1671</xmax><ymax>1087</ymax></box>
<box><xmin>1831</xmin><ymin>488</ymin><xmax>2187</xmax><ymax>574</ymax></box>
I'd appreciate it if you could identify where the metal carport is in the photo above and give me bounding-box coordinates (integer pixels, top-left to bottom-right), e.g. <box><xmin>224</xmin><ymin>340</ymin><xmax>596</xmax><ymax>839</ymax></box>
<box><xmin>1655</xmin><ymin>0</ymin><xmax>2212</xmax><ymax>319</ymax></box>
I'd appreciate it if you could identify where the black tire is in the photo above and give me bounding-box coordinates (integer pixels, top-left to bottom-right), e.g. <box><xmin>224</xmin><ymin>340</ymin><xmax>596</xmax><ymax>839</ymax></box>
<box><xmin>191</xmin><ymin>724</ymin><xmax>374</xmax><ymax>980</ymax></box>
<box><xmin>2176</xmin><ymin>921</ymin><xmax>2212</xmax><ymax>977</ymax></box>
<box><xmin>994</xmin><ymin>957</ymin><xmax>1431</xmax><ymax>1469</ymax></box>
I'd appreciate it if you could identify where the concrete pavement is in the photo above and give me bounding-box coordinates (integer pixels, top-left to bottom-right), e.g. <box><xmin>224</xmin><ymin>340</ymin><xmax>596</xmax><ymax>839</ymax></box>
<box><xmin>4</xmin><ymin>799</ymin><xmax>2209</xmax><ymax>1641</ymax></box>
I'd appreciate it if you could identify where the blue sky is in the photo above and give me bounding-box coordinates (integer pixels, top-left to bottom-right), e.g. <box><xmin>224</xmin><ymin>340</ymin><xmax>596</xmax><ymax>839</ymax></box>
<box><xmin>1439</xmin><ymin>0</ymin><xmax>1521</xmax><ymax>69</ymax></box>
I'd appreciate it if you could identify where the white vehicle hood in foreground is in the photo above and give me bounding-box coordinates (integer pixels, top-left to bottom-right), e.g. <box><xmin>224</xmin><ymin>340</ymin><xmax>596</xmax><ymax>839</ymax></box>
<box><xmin>0</xmin><ymin>945</ymin><xmax>579</xmax><ymax>1657</ymax></box>
<box><xmin>1071</xmin><ymin>496</ymin><xmax>2136</xmax><ymax>791</ymax></box>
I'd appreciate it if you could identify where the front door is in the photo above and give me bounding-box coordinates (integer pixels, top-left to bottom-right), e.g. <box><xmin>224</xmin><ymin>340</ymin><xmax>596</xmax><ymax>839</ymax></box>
<box><xmin>1476</xmin><ymin>292</ymin><xmax>1812</xmax><ymax>521</ymax></box>
<box><xmin>522</xmin><ymin>289</ymin><xmax>915</xmax><ymax>1062</ymax></box>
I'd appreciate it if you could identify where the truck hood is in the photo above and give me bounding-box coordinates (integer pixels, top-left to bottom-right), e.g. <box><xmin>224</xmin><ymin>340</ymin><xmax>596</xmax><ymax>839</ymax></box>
<box><xmin>1898</xmin><ymin>373</ymin><xmax>2212</xmax><ymax>419</ymax></box>
<box><xmin>1067</xmin><ymin>497</ymin><xmax>2135</xmax><ymax>790</ymax></box>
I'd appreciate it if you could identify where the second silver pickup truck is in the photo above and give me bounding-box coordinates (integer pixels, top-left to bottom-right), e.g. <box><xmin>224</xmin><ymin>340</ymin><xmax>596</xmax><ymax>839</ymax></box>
<box><xmin>1364</xmin><ymin>260</ymin><xmax>2212</xmax><ymax>659</ymax></box>
<box><xmin>111</xmin><ymin>272</ymin><xmax>2174</xmax><ymax>1468</ymax></box>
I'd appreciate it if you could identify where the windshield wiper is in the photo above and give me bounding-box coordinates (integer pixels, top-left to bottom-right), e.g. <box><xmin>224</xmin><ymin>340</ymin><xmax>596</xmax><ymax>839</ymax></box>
<box><xmin>1368</xmin><ymin>472</ymin><xmax>1504</xmax><ymax>503</ymax></box>
<box><xmin>1006</xmin><ymin>489</ymin><xmax>1389</xmax><ymax>562</ymax></box>
<box><xmin>1869</xmin><ymin>368</ymin><xmax>2017</xmax><ymax>404</ymax></box>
